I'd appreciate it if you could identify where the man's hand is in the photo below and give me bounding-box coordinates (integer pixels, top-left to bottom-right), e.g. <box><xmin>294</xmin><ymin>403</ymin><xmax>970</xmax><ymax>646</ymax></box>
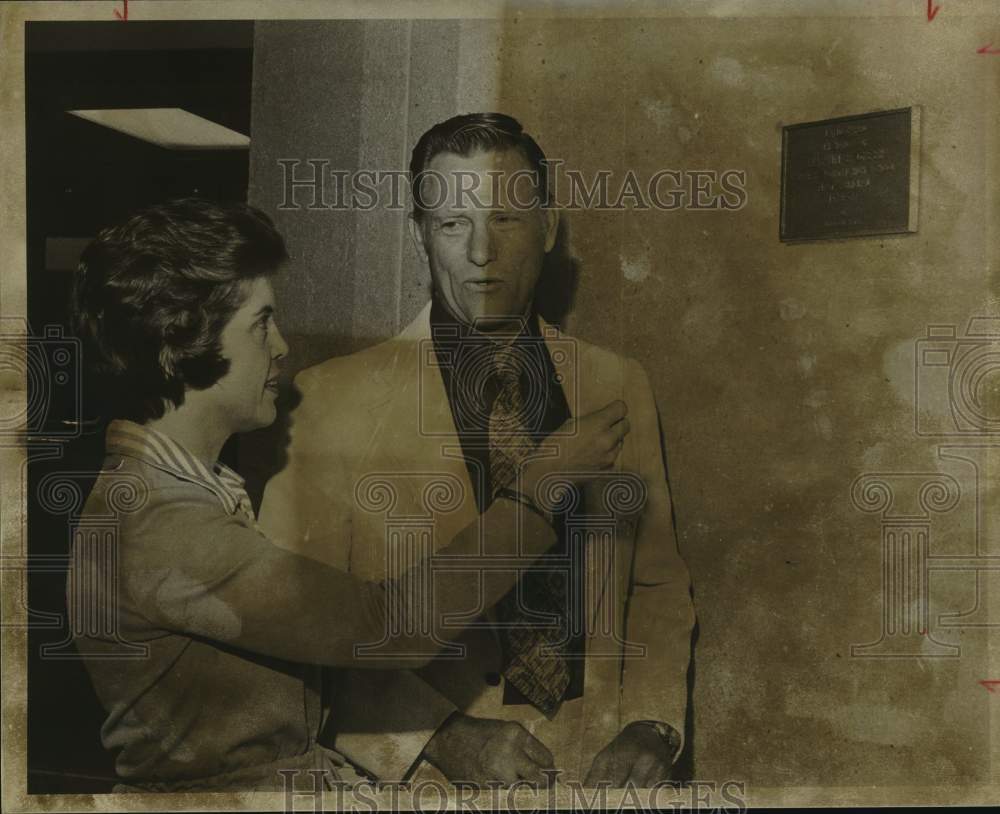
<box><xmin>522</xmin><ymin>400</ymin><xmax>631</xmax><ymax>499</ymax></box>
<box><xmin>583</xmin><ymin>722</ymin><xmax>678</xmax><ymax>788</ymax></box>
<box><xmin>422</xmin><ymin>713</ymin><xmax>556</xmax><ymax>786</ymax></box>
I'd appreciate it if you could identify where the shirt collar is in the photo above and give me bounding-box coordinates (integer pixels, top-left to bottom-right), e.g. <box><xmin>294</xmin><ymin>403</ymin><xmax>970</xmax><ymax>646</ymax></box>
<box><xmin>106</xmin><ymin>419</ymin><xmax>248</xmax><ymax>518</ymax></box>
<box><xmin>429</xmin><ymin>294</ymin><xmax>541</xmax><ymax>349</ymax></box>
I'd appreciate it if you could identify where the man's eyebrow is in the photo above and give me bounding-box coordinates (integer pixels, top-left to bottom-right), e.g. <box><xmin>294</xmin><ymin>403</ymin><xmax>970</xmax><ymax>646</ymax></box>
<box><xmin>431</xmin><ymin>206</ymin><xmax>512</xmax><ymax>218</ymax></box>
<box><xmin>252</xmin><ymin>304</ymin><xmax>275</xmax><ymax>317</ymax></box>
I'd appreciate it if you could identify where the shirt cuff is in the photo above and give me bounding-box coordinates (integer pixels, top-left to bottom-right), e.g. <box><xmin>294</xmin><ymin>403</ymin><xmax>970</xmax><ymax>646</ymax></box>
<box><xmin>330</xmin><ymin>671</ymin><xmax>457</xmax><ymax>782</ymax></box>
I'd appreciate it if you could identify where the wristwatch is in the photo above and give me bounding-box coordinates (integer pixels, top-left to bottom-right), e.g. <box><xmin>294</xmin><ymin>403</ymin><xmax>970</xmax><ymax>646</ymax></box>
<box><xmin>635</xmin><ymin>720</ymin><xmax>682</xmax><ymax>760</ymax></box>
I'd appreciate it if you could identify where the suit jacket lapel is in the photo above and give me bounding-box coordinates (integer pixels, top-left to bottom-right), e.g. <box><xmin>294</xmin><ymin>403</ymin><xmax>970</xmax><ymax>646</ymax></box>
<box><xmin>374</xmin><ymin>302</ymin><xmax>480</xmax><ymax>541</ymax></box>
<box><xmin>540</xmin><ymin>318</ymin><xmax>624</xmax><ymax>643</ymax></box>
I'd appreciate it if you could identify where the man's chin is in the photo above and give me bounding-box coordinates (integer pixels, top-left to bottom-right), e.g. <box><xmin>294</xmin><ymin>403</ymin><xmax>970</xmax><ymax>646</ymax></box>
<box><xmin>460</xmin><ymin>304</ymin><xmax>530</xmax><ymax>332</ymax></box>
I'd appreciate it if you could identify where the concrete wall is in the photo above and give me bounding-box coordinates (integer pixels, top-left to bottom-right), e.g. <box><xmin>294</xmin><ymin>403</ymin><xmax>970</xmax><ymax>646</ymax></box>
<box><xmin>248</xmin><ymin>11</ymin><xmax>999</xmax><ymax>790</ymax></box>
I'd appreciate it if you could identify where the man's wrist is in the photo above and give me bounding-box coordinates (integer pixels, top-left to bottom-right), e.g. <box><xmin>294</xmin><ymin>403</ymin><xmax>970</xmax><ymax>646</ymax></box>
<box><xmin>495</xmin><ymin>485</ymin><xmax>554</xmax><ymax>528</ymax></box>
<box><xmin>628</xmin><ymin>720</ymin><xmax>681</xmax><ymax>760</ymax></box>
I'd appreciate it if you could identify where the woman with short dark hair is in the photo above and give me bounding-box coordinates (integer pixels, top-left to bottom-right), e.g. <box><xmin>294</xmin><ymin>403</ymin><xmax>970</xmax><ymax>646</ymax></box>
<box><xmin>73</xmin><ymin>198</ymin><xmax>288</xmax><ymax>424</ymax></box>
<box><xmin>69</xmin><ymin>198</ymin><xmax>628</xmax><ymax>791</ymax></box>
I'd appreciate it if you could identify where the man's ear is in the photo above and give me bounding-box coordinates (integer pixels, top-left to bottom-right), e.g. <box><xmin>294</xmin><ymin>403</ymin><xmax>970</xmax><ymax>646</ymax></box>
<box><xmin>542</xmin><ymin>206</ymin><xmax>560</xmax><ymax>254</ymax></box>
<box><xmin>407</xmin><ymin>214</ymin><xmax>429</xmax><ymax>263</ymax></box>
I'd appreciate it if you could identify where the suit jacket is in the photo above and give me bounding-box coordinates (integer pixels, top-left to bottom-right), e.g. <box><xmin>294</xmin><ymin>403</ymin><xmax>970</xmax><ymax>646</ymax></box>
<box><xmin>258</xmin><ymin>301</ymin><xmax>695</xmax><ymax>782</ymax></box>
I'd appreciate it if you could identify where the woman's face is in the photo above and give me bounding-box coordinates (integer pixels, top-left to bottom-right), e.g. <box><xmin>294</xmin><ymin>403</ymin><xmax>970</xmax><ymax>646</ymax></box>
<box><xmin>205</xmin><ymin>277</ymin><xmax>289</xmax><ymax>434</ymax></box>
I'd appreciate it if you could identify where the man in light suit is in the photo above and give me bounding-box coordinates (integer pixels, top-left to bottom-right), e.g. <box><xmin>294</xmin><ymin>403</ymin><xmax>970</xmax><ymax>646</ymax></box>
<box><xmin>258</xmin><ymin>113</ymin><xmax>695</xmax><ymax>788</ymax></box>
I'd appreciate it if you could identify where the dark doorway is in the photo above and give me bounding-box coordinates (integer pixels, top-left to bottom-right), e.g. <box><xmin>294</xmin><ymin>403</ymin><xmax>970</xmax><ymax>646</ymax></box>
<box><xmin>25</xmin><ymin>21</ymin><xmax>254</xmax><ymax>793</ymax></box>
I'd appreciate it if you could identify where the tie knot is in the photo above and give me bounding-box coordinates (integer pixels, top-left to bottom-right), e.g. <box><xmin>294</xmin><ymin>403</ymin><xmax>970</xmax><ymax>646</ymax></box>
<box><xmin>493</xmin><ymin>343</ymin><xmax>522</xmax><ymax>384</ymax></box>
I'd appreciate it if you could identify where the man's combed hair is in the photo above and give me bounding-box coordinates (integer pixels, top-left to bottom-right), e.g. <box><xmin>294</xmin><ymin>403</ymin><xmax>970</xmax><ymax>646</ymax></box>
<box><xmin>72</xmin><ymin>198</ymin><xmax>287</xmax><ymax>423</ymax></box>
<box><xmin>409</xmin><ymin>112</ymin><xmax>550</xmax><ymax>219</ymax></box>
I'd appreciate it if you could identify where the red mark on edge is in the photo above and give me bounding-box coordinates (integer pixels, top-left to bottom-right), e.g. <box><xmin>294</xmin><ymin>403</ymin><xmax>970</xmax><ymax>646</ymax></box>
<box><xmin>979</xmin><ymin>680</ymin><xmax>1000</xmax><ymax>693</ymax></box>
<box><xmin>977</xmin><ymin>43</ymin><xmax>1000</xmax><ymax>55</ymax></box>
<box><xmin>114</xmin><ymin>0</ymin><xmax>128</xmax><ymax>21</ymax></box>
<box><xmin>927</xmin><ymin>0</ymin><xmax>941</xmax><ymax>22</ymax></box>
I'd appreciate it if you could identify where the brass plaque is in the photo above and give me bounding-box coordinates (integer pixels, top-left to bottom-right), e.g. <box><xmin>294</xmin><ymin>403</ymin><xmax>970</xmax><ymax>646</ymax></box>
<box><xmin>780</xmin><ymin>107</ymin><xmax>920</xmax><ymax>241</ymax></box>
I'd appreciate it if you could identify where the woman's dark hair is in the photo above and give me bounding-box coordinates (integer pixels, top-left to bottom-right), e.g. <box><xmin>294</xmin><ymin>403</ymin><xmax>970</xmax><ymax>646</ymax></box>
<box><xmin>409</xmin><ymin>112</ymin><xmax>550</xmax><ymax>220</ymax></box>
<box><xmin>72</xmin><ymin>198</ymin><xmax>288</xmax><ymax>423</ymax></box>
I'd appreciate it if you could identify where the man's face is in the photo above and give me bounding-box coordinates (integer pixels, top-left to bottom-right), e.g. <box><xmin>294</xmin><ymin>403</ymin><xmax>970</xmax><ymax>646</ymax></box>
<box><xmin>206</xmin><ymin>276</ymin><xmax>288</xmax><ymax>434</ymax></box>
<box><xmin>409</xmin><ymin>148</ymin><xmax>558</xmax><ymax>331</ymax></box>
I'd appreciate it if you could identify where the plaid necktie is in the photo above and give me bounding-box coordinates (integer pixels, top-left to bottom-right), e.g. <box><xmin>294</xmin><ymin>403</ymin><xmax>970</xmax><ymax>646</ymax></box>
<box><xmin>490</xmin><ymin>343</ymin><xmax>571</xmax><ymax>718</ymax></box>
